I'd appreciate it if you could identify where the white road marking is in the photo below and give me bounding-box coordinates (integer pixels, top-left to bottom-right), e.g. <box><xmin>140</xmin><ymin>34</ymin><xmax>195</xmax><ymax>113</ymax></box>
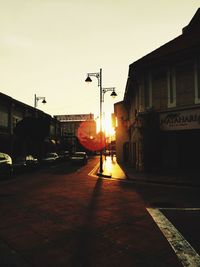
<box><xmin>147</xmin><ymin>208</ymin><xmax>200</xmax><ymax>267</ymax></box>
<box><xmin>88</xmin><ymin>163</ymin><xmax>99</xmax><ymax>177</ymax></box>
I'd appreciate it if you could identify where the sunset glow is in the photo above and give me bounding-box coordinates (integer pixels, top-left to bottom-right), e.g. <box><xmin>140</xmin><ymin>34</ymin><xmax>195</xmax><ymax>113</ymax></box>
<box><xmin>95</xmin><ymin>114</ymin><xmax>115</xmax><ymax>137</ymax></box>
<box><xmin>0</xmin><ymin>2</ymin><xmax>199</xmax><ymax>116</ymax></box>
<box><xmin>103</xmin><ymin>115</ymin><xmax>115</xmax><ymax>137</ymax></box>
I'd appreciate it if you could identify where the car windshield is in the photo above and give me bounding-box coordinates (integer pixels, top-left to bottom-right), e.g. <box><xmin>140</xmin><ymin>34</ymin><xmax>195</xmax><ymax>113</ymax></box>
<box><xmin>47</xmin><ymin>153</ymin><xmax>57</xmax><ymax>157</ymax></box>
<box><xmin>26</xmin><ymin>155</ymin><xmax>33</xmax><ymax>160</ymax></box>
<box><xmin>0</xmin><ymin>152</ymin><xmax>6</xmax><ymax>159</ymax></box>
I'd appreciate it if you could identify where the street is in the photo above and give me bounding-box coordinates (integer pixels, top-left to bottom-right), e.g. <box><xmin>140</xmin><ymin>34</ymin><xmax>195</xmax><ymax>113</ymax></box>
<box><xmin>133</xmin><ymin>181</ymin><xmax>200</xmax><ymax>266</ymax></box>
<box><xmin>0</xmin><ymin>157</ymin><xmax>199</xmax><ymax>266</ymax></box>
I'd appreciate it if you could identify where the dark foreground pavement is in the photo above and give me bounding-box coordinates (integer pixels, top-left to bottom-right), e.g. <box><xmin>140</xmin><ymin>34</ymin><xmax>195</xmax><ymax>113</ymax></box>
<box><xmin>0</xmin><ymin>157</ymin><xmax>182</xmax><ymax>267</ymax></box>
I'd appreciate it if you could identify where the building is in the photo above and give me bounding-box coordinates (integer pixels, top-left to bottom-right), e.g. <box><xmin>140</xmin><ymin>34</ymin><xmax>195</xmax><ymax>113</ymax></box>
<box><xmin>54</xmin><ymin>114</ymin><xmax>96</xmax><ymax>154</ymax></box>
<box><xmin>115</xmin><ymin>8</ymin><xmax>200</xmax><ymax>173</ymax></box>
<box><xmin>0</xmin><ymin>92</ymin><xmax>60</xmax><ymax>158</ymax></box>
<box><xmin>114</xmin><ymin>103</ymin><xmax>129</xmax><ymax>162</ymax></box>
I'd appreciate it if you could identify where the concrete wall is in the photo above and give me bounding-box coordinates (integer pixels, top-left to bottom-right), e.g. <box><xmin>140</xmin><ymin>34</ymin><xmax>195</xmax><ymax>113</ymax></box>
<box><xmin>114</xmin><ymin>102</ymin><xmax>129</xmax><ymax>163</ymax></box>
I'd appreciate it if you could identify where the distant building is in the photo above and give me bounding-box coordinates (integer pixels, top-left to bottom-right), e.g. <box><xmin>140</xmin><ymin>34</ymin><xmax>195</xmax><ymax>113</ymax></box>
<box><xmin>54</xmin><ymin>113</ymin><xmax>96</xmax><ymax>153</ymax></box>
<box><xmin>115</xmin><ymin>8</ymin><xmax>200</xmax><ymax>173</ymax></box>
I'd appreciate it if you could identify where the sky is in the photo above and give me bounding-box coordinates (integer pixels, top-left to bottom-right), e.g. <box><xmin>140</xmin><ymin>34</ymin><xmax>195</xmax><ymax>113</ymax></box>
<box><xmin>0</xmin><ymin>0</ymin><xmax>200</xmax><ymax>120</ymax></box>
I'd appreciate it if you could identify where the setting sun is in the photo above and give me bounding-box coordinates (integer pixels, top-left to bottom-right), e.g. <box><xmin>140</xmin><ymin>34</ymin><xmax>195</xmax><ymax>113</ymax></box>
<box><xmin>103</xmin><ymin>115</ymin><xmax>115</xmax><ymax>136</ymax></box>
<box><xmin>94</xmin><ymin>114</ymin><xmax>115</xmax><ymax>137</ymax></box>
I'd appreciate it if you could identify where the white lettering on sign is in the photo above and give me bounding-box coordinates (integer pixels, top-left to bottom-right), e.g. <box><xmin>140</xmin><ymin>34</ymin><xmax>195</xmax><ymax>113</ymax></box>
<box><xmin>55</xmin><ymin>114</ymin><xmax>94</xmax><ymax>122</ymax></box>
<box><xmin>160</xmin><ymin>109</ymin><xmax>200</xmax><ymax>131</ymax></box>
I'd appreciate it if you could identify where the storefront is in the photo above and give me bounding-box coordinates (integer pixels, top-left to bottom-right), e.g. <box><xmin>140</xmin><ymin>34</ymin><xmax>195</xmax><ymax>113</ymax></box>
<box><xmin>160</xmin><ymin>107</ymin><xmax>200</xmax><ymax>172</ymax></box>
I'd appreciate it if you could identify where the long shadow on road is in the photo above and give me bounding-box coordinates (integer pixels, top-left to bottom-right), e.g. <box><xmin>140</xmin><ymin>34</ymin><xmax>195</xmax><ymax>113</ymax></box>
<box><xmin>71</xmin><ymin>177</ymin><xmax>103</xmax><ymax>267</ymax></box>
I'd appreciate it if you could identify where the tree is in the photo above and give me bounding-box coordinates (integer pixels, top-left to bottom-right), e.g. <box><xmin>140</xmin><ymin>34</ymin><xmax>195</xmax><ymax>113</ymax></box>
<box><xmin>14</xmin><ymin>117</ymin><xmax>50</xmax><ymax>140</ymax></box>
<box><xmin>13</xmin><ymin>117</ymin><xmax>51</xmax><ymax>156</ymax></box>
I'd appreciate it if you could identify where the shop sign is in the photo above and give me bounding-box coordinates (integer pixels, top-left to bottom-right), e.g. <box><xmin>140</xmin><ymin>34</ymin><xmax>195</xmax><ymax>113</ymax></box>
<box><xmin>55</xmin><ymin>114</ymin><xmax>94</xmax><ymax>122</ymax></box>
<box><xmin>160</xmin><ymin>109</ymin><xmax>200</xmax><ymax>131</ymax></box>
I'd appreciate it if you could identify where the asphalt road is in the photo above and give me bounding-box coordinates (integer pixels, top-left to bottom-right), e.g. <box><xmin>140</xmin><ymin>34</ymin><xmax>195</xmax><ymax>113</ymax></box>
<box><xmin>1</xmin><ymin>157</ymin><xmax>197</xmax><ymax>267</ymax></box>
<box><xmin>133</xmin><ymin>180</ymin><xmax>200</xmax><ymax>266</ymax></box>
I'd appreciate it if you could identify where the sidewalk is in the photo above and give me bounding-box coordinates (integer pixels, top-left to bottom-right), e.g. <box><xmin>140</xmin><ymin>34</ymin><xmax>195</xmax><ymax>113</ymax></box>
<box><xmin>99</xmin><ymin>156</ymin><xmax>126</xmax><ymax>180</ymax></box>
<box><xmin>101</xmin><ymin>156</ymin><xmax>200</xmax><ymax>187</ymax></box>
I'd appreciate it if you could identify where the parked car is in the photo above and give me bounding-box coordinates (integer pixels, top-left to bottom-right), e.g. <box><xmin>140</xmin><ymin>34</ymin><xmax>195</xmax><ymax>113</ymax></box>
<box><xmin>0</xmin><ymin>152</ymin><xmax>13</xmax><ymax>178</ymax></box>
<box><xmin>13</xmin><ymin>155</ymin><xmax>39</xmax><ymax>172</ymax></box>
<box><xmin>70</xmin><ymin>152</ymin><xmax>88</xmax><ymax>165</ymax></box>
<box><xmin>41</xmin><ymin>152</ymin><xmax>59</xmax><ymax>164</ymax></box>
<box><xmin>58</xmin><ymin>151</ymin><xmax>70</xmax><ymax>161</ymax></box>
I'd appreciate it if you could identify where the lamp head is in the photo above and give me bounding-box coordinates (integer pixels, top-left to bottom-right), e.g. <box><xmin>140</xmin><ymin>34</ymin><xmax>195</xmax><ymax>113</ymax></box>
<box><xmin>85</xmin><ymin>76</ymin><xmax>92</xmax><ymax>82</ymax></box>
<box><xmin>110</xmin><ymin>90</ymin><xmax>117</xmax><ymax>98</ymax></box>
<box><xmin>42</xmin><ymin>98</ymin><xmax>47</xmax><ymax>104</ymax></box>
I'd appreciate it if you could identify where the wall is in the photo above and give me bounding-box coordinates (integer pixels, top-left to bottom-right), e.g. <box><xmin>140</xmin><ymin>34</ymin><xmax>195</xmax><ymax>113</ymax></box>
<box><xmin>114</xmin><ymin>102</ymin><xmax>129</xmax><ymax>163</ymax></box>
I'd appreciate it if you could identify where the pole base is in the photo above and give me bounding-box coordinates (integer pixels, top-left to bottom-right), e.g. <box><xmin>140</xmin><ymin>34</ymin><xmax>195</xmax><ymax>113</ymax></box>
<box><xmin>97</xmin><ymin>172</ymin><xmax>112</xmax><ymax>178</ymax></box>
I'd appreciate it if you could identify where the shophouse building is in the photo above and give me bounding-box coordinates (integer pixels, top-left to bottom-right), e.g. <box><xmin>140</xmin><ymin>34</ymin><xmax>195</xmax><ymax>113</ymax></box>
<box><xmin>115</xmin><ymin>8</ymin><xmax>200</xmax><ymax>173</ymax></box>
<box><xmin>0</xmin><ymin>92</ymin><xmax>60</xmax><ymax>158</ymax></box>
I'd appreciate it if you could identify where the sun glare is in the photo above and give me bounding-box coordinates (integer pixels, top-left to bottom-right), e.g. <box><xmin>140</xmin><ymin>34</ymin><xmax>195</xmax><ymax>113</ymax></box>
<box><xmin>103</xmin><ymin>116</ymin><xmax>115</xmax><ymax>136</ymax></box>
<box><xmin>95</xmin><ymin>114</ymin><xmax>115</xmax><ymax>136</ymax></box>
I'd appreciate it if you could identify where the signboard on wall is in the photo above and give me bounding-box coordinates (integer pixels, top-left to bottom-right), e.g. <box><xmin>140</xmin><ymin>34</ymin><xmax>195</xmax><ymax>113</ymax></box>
<box><xmin>160</xmin><ymin>108</ymin><xmax>200</xmax><ymax>131</ymax></box>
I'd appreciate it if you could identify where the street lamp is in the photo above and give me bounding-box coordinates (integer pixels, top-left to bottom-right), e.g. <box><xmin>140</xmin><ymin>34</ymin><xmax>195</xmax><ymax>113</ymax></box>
<box><xmin>85</xmin><ymin>69</ymin><xmax>117</xmax><ymax>175</ymax></box>
<box><xmin>34</xmin><ymin>94</ymin><xmax>47</xmax><ymax>108</ymax></box>
<box><xmin>102</xmin><ymin>87</ymin><xmax>117</xmax><ymax>102</ymax></box>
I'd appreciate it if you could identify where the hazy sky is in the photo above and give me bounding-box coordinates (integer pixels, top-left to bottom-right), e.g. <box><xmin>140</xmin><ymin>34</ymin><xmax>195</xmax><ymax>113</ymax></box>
<box><xmin>0</xmin><ymin>0</ymin><xmax>200</xmax><ymax>118</ymax></box>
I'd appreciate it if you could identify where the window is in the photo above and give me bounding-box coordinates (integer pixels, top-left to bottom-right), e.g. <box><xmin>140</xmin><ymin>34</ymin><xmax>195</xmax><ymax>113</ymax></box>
<box><xmin>12</xmin><ymin>110</ymin><xmax>23</xmax><ymax>129</ymax></box>
<box><xmin>194</xmin><ymin>57</ymin><xmax>200</xmax><ymax>104</ymax></box>
<box><xmin>144</xmin><ymin>73</ymin><xmax>152</xmax><ymax>109</ymax></box>
<box><xmin>0</xmin><ymin>106</ymin><xmax>9</xmax><ymax>129</ymax></box>
<box><xmin>167</xmin><ymin>67</ymin><xmax>176</xmax><ymax>107</ymax></box>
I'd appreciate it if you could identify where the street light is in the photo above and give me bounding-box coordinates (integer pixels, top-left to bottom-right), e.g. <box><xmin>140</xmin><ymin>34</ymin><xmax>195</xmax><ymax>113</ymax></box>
<box><xmin>102</xmin><ymin>87</ymin><xmax>117</xmax><ymax>102</ymax></box>
<box><xmin>85</xmin><ymin>68</ymin><xmax>117</xmax><ymax>175</ymax></box>
<box><xmin>34</xmin><ymin>94</ymin><xmax>47</xmax><ymax>108</ymax></box>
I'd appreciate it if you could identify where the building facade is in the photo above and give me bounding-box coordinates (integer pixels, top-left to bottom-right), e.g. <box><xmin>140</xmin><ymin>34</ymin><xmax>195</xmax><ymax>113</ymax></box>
<box><xmin>114</xmin><ymin>102</ymin><xmax>129</xmax><ymax>163</ymax></box>
<box><xmin>115</xmin><ymin>8</ymin><xmax>200</xmax><ymax>173</ymax></box>
<box><xmin>0</xmin><ymin>92</ymin><xmax>60</xmax><ymax>158</ymax></box>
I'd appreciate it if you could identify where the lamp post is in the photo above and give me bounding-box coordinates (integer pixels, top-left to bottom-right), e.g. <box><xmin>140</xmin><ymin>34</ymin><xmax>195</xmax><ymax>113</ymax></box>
<box><xmin>34</xmin><ymin>94</ymin><xmax>47</xmax><ymax>108</ymax></box>
<box><xmin>102</xmin><ymin>87</ymin><xmax>117</xmax><ymax>102</ymax></box>
<box><xmin>85</xmin><ymin>69</ymin><xmax>117</xmax><ymax>175</ymax></box>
